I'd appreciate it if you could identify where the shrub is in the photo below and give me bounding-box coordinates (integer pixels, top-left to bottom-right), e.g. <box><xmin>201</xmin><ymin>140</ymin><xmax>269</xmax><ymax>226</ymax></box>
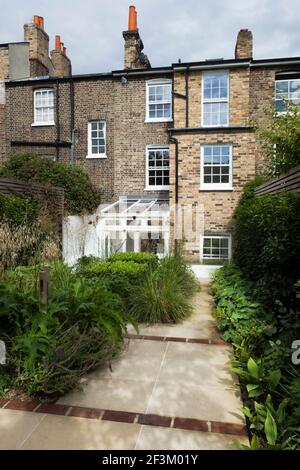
<box><xmin>233</xmin><ymin>180</ymin><xmax>300</xmax><ymax>309</ymax></box>
<box><xmin>158</xmin><ymin>255</ymin><xmax>199</xmax><ymax>297</ymax></box>
<box><xmin>0</xmin><ymin>263</ymin><xmax>133</xmax><ymax>397</ymax></box>
<box><xmin>212</xmin><ymin>264</ymin><xmax>300</xmax><ymax>449</ymax></box>
<box><xmin>0</xmin><ymin>194</ymin><xmax>38</xmax><ymax>226</ymax></box>
<box><xmin>0</xmin><ymin>220</ymin><xmax>60</xmax><ymax>271</ymax></box>
<box><xmin>0</xmin><ymin>153</ymin><xmax>101</xmax><ymax>214</ymax></box>
<box><xmin>129</xmin><ymin>270</ymin><xmax>192</xmax><ymax>323</ymax></box>
<box><xmin>79</xmin><ymin>260</ymin><xmax>149</xmax><ymax>299</ymax></box>
<box><xmin>212</xmin><ymin>264</ymin><xmax>275</xmax><ymax>352</ymax></box>
<box><xmin>108</xmin><ymin>252</ymin><xmax>158</xmax><ymax>269</ymax></box>
<box><xmin>129</xmin><ymin>255</ymin><xmax>197</xmax><ymax>323</ymax></box>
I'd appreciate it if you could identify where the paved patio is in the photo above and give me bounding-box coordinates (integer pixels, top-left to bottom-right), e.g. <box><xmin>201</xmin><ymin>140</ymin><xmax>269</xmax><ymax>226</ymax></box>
<box><xmin>0</xmin><ymin>278</ymin><xmax>248</xmax><ymax>450</ymax></box>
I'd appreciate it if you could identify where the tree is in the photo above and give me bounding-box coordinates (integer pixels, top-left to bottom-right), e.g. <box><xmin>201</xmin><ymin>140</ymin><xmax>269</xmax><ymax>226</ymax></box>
<box><xmin>257</xmin><ymin>102</ymin><xmax>300</xmax><ymax>176</ymax></box>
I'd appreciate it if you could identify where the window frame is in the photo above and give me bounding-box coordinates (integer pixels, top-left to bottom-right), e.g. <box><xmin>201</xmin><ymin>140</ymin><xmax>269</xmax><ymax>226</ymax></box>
<box><xmin>275</xmin><ymin>78</ymin><xmax>300</xmax><ymax>113</ymax></box>
<box><xmin>200</xmin><ymin>235</ymin><xmax>232</xmax><ymax>261</ymax></box>
<box><xmin>201</xmin><ymin>71</ymin><xmax>229</xmax><ymax>128</ymax></box>
<box><xmin>146</xmin><ymin>79</ymin><xmax>173</xmax><ymax>123</ymax></box>
<box><xmin>200</xmin><ymin>144</ymin><xmax>233</xmax><ymax>191</ymax></box>
<box><xmin>145</xmin><ymin>145</ymin><xmax>170</xmax><ymax>190</ymax></box>
<box><xmin>32</xmin><ymin>88</ymin><xmax>55</xmax><ymax>126</ymax></box>
<box><xmin>86</xmin><ymin>120</ymin><xmax>107</xmax><ymax>159</ymax></box>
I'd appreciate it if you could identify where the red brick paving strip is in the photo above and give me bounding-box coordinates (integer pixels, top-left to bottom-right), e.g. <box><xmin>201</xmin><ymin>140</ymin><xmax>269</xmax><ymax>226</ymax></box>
<box><xmin>138</xmin><ymin>414</ymin><xmax>172</xmax><ymax>427</ymax></box>
<box><xmin>211</xmin><ymin>421</ymin><xmax>247</xmax><ymax>436</ymax></box>
<box><xmin>36</xmin><ymin>403</ymin><xmax>69</xmax><ymax>415</ymax></box>
<box><xmin>174</xmin><ymin>417</ymin><xmax>209</xmax><ymax>432</ymax></box>
<box><xmin>68</xmin><ymin>406</ymin><xmax>102</xmax><ymax>420</ymax></box>
<box><xmin>102</xmin><ymin>410</ymin><xmax>137</xmax><ymax>423</ymax></box>
<box><xmin>126</xmin><ymin>333</ymin><xmax>228</xmax><ymax>346</ymax></box>
<box><xmin>0</xmin><ymin>400</ymin><xmax>246</xmax><ymax>436</ymax></box>
<box><xmin>5</xmin><ymin>400</ymin><xmax>39</xmax><ymax>412</ymax></box>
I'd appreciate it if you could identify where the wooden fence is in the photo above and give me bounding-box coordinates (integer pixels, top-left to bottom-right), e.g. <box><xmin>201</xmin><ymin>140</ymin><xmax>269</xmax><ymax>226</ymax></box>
<box><xmin>254</xmin><ymin>164</ymin><xmax>300</xmax><ymax>196</ymax></box>
<box><xmin>0</xmin><ymin>177</ymin><xmax>64</xmax><ymax>236</ymax></box>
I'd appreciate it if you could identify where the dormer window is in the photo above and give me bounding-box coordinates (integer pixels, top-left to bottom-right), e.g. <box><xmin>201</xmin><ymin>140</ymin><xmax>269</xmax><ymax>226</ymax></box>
<box><xmin>275</xmin><ymin>79</ymin><xmax>300</xmax><ymax>112</ymax></box>
<box><xmin>33</xmin><ymin>89</ymin><xmax>55</xmax><ymax>126</ymax></box>
<box><xmin>146</xmin><ymin>79</ymin><xmax>172</xmax><ymax>122</ymax></box>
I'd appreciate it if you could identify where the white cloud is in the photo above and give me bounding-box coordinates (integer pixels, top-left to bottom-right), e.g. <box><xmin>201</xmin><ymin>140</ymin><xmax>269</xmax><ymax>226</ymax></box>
<box><xmin>0</xmin><ymin>0</ymin><xmax>299</xmax><ymax>74</ymax></box>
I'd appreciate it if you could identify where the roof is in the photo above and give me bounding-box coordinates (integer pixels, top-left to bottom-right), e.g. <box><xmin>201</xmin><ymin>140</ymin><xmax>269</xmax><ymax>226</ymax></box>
<box><xmin>5</xmin><ymin>55</ymin><xmax>300</xmax><ymax>86</ymax></box>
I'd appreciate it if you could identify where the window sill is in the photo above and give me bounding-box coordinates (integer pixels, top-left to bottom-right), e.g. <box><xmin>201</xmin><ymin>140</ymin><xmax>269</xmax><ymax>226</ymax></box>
<box><xmin>31</xmin><ymin>122</ymin><xmax>55</xmax><ymax>127</ymax></box>
<box><xmin>145</xmin><ymin>118</ymin><xmax>173</xmax><ymax>124</ymax></box>
<box><xmin>200</xmin><ymin>186</ymin><xmax>233</xmax><ymax>192</ymax></box>
<box><xmin>86</xmin><ymin>154</ymin><xmax>107</xmax><ymax>159</ymax></box>
<box><xmin>145</xmin><ymin>186</ymin><xmax>169</xmax><ymax>191</ymax></box>
<box><xmin>200</xmin><ymin>124</ymin><xmax>229</xmax><ymax>128</ymax></box>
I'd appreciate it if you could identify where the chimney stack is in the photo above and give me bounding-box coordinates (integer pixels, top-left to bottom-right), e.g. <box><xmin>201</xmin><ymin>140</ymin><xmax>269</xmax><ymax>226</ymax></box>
<box><xmin>50</xmin><ymin>35</ymin><xmax>71</xmax><ymax>76</ymax></box>
<box><xmin>123</xmin><ymin>5</ymin><xmax>150</xmax><ymax>69</ymax></box>
<box><xmin>235</xmin><ymin>29</ymin><xmax>253</xmax><ymax>59</ymax></box>
<box><xmin>24</xmin><ymin>15</ymin><xmax>51</xmax><ymax>76</ymax></box>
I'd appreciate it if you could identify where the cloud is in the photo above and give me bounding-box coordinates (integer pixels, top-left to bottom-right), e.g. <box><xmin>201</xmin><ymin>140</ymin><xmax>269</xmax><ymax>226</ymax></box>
<box><xmin>0</xmin><ymin>0</ymin><xmax>299</xmax><ymax>74</ymax></box>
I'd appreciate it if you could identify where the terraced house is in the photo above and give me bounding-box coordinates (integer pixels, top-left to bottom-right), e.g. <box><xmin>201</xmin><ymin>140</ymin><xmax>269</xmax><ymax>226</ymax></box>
<box><xmin>1</xmin><ymin>6</ymin><xmax>300</xmax><ymax>261</ymax></box>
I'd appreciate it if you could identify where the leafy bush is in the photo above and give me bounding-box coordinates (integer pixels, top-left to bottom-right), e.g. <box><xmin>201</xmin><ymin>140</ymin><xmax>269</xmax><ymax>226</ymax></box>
<box><xmin>0</xmin><ymin>194</ymin><xmax>38</xmax><ymax>226</ymax></box>
<box><xmin>108</xmin><ymin>252</ymin><xmax>158</xmax><ymax>269</ymax></box>
<box><xmin>0</xmin><ymin>153</ymin><xmax>101</xmax><ymax>214</ymax></box>
<box><xmin>212</xmin><ymin>264</ymin><xmax>300</xmax><ymax>449</ymax></box>
<box><xmin>79</xmin><ymin>260</ymin><xmax>149</xmax><ymax>299</ymax></box>
<box><xmin>233</xmin><ymin>179</ymin><xmax>300</xmax><ymax>309</ymax></box>
<box><xmin>0</xmin><ymin>261</ymin><xmax>133</xmax><ymax>397</ymax></box>
<box><xmin>212</xmin><ymin>264</ymin><xmax>275</xmax><ymax>351</ymax></box>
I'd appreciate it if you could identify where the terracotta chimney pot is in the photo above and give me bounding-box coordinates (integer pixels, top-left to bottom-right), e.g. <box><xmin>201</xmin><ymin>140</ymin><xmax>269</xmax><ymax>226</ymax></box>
<box><xmin>128</xmin><ymin>5</ymin><xmax>137</xmax><ymax>30</ymax></box>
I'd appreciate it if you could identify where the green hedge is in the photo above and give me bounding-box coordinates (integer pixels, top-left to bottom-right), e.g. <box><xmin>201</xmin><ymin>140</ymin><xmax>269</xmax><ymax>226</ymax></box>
<box><xmin>233</xmin><ymin>180</ymin><xmax>300</xmax><ymax>308</ymax></box>
<box><xmin>0</xmin><ymin>193</ymin><xmax>38</xmax><ymax>225</ymax></box>
<box><xmin>108</xmin><ymin>252</ymin><xmax>158</xmax><ymax>268</ymax></box>
<box><xmin>0</xmin><ymin>153</ymin><xmax>101</xmax><ymax>215</ymax></box>
<box><xmin>80</xmin><ymin>260</ymin><xmax>149</xmax><ymax>299</ymax></box>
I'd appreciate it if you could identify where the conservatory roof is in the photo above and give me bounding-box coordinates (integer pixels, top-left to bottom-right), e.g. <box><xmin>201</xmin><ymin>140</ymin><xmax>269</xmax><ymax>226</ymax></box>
<box><xmin>100</xmin><ymin>198</ymin><xmax>169</xmax><ymax>219</ymax></box>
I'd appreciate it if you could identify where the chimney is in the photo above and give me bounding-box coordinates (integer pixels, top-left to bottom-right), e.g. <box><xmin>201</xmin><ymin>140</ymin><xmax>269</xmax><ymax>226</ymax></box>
<box><xmin>24</xmin><ymin>15</ymin><xmax>51</xmax><ymax>76</ymax></box>
<box><xmin>50</xmin><ymin>35</ymin><xmax>71</xmax><ymax>77</ymax></box>
<box><xmin>123</xmin><ymin>5</ymin><xmax>151</xmax><ymax>69</ymax></box>
<box><xmin>235</xmin><ymin>29</ymin><xmax>253</xmax><ymax>59</ymax></box>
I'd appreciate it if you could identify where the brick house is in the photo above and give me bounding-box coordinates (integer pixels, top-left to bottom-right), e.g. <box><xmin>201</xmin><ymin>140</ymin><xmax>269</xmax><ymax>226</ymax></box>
<box><xmin>1</xmin><ymin>7</ymin><xmax>300</xmax><ymax>261</ymax></box>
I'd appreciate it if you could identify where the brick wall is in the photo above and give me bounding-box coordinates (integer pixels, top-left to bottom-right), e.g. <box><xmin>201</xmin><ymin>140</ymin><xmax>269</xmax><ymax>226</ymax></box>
<box><xmin>5</xmin><ymin>73</ymin><xmax>172</xmax><ymax>203</ymax></box>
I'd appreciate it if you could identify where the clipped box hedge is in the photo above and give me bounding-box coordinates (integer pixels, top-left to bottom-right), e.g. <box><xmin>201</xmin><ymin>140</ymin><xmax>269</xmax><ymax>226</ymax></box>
<box><xmin>108</xmin><ymin>252</ymin><xmax>158</xmax><ymax>268</ymax></box>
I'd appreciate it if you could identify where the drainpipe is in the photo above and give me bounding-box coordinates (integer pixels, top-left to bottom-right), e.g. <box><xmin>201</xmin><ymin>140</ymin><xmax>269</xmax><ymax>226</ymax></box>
<box><xmin>185</xmin><ymin>66</ymin><xmax>189</xmax><ymax>128</ymax></box>
<box><xmin>55</xmin><ymin>80</ymin><xmax>60</xmax><ymax>161</ymax></box>
<box><xmin>169</xmin><ymin>135</ymin><xmax>179</xmax><ymax>253</ymax></box>
<box><xmin>69</xmin><ymin>66</ymin><xmax>75</xmax><ymax>164</ymax></box>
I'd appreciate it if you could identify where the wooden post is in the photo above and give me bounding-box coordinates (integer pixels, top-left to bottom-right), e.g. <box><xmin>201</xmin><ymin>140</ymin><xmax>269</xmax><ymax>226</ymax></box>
<box><xmin>39</xmin><ymin>267</ymin><xmax>50</xmax><ymax>305</ymax></box>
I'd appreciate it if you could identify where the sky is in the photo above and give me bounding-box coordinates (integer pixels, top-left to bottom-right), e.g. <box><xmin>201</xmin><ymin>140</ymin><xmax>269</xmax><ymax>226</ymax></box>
<box><xmin>0</xmin><ymin>0</ymin><xmax>299</xmax><ymax>75</ymax></box>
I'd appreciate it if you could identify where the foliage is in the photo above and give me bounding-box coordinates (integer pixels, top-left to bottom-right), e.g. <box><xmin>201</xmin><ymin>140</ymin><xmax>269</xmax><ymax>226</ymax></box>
<box><xmin>240</xmin><ymin>395</ymin><xmax>289</xmax><ymax>449</ymax></box>
<box><xmin>212</xmin><ymin>264</ymin><xmax>300</xmax><ymax>449</ymax></box>
<box><xmin>233</xmin><ymin>179</ymin><xmax>300</xmax><ymax>310</ymax></box>
<box><xmin>212</xmin><ymin>264</ymin><xmax>275</xmax><ymax>352</ymax></box>
<box><xmin>0</xmin><ymin>153</ymin><xmax>101</xmax><ymax>215</ymax></box>
<box><xmin>108</xmin><ymin>252</ymin><xmax>158</xmax><ymax>269</ymax></box>
<box><xmin>78</xmin><ymin>260</ymin><xmax>149</xmax><ymax>300</ymax></box>
<box><xmin>0</xmin><ymin>261</ymin><xmax>133</xmax><ymax>397</ymax></box>
<box><xmin>129</xmin><ymin>255</ymin><xmax>198</xmax><ymax>323</ymax></box>
<box><xmin>256</xmin><ymin>102</ymin><xmax>300</xmax><ymax>176</ymax></box>
<box><xmin>0</xmin><ymin>194</ymin><xmax>38</xmax><ymax>226</ymax></box>
<box><xmin>0</xmin><ymin>220</ymin><xmax>60</xmax><ymax>272</ymax></box>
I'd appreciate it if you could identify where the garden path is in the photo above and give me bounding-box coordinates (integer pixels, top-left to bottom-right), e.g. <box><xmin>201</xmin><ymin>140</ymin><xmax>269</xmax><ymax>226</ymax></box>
<box><xmin>0</xmin><ymin>278</ymin><xmax>248</xmax><ymax>450</ymax></box>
